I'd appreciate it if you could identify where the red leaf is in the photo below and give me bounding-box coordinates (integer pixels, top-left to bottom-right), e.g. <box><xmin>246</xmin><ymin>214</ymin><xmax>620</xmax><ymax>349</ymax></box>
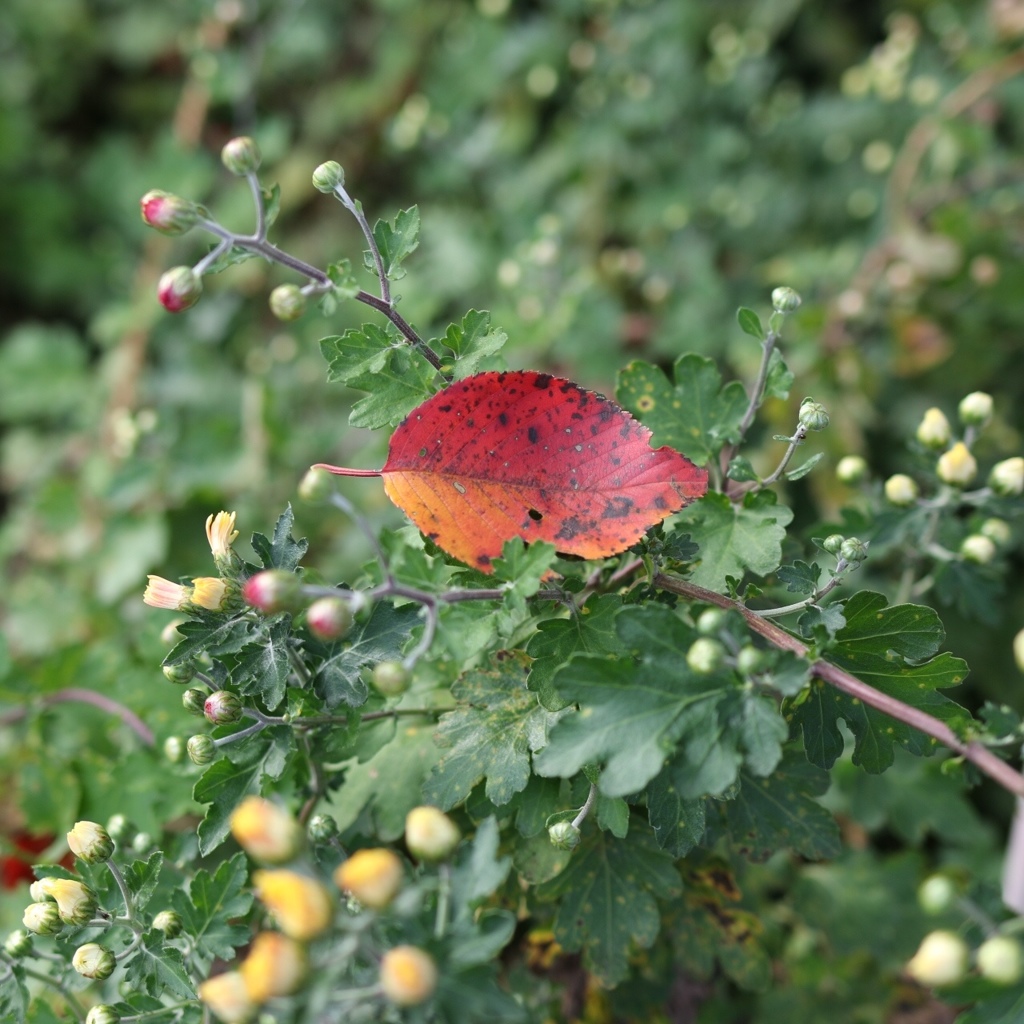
<box><xmin>318</xmin><ymin>370</ymin><xmax>707</xmax><ymax>572</ymax></box>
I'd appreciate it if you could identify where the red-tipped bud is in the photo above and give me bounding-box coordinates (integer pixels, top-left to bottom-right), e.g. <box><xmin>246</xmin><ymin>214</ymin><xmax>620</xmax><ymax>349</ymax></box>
<box><xmin>221</xmin><ymin>136</ymin><xmax>261</xmax><ymax>176</ymax></box>
<box><xmin>204</xmin><ymin>690</ymin><xmax>244</xmax><ymax>726</ymax></box>
<box><xmin>306</xmin><ymin>597</ymin><xmax>353</xmax><ymax>641</ymax></box>
<box><xmin>269</xmin><ymin>284</ymin><xmax>307</xmax><ymax>322</ymax></box>
<box><xmin>140</xmin><ymin>190</ymin><xmax>200</xmax><ymax>235</ymax></box>
<box><xmin>157</xmin><ymin>267</ymin><xmax>202</xmax><ymax>313</ymax></box>
<box><xmin>243</xmin><ymin>570</ymin><xmax>302</xmax><ymax>614</ymax></box>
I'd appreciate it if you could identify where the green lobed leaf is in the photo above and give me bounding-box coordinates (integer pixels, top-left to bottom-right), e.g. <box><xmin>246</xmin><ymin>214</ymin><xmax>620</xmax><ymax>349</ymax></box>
<box><xmin>450</xmin><ymin>816</ymin><xmax>512</xmax><ymax>916</ymax></box>
<box><xmin>370</xmin><ymin>205</ymin><xmax>420</xmax><ymax>280</ymax></box>
<box><xmin>526</xmin><ymin>595</ymin><xmax>623</xmax><ymax>710</ymax></box>
<box><xmin>122</xmin><ymin>850</ymin><xmax>164</xmax><ymax>912</ymax></box>
<box><xmin>646</xmin><ymin>773</ymin><xmax>706</xmax><ymax>856</ymax></box>
<box><xmin>163</xmin><ymin>615</ymin><xmax>254</xmax><ymax>668</ymax></box>
<box><xmin>423</xmin><ymin>651</ymin><xmax>566</xmax><ymax>809</ymax></box>
<box><xmin>437</xmin><ymin>309</ymin><xmax>508</xmax><ymax>379</ymax></box>
<box><xmin>433</xmin><ymin>965</ymin><xmax>529</xmax><ymax>1024</ymax></box>
<box><xmin>348</xmin><ymin>345</ymin><xmax>439</xmax><ymax>429</ymax></box>
<box><xmin>490</xmin><ymin>538</ymin><xmax>558</xmax><ymax>611</ymax></box>
<box><xmin>727</xmin><ymin>456</ymin><xmax>759</xmax><ymax>482</ymax></box>
<box><xmin>250</xmin><ymin>505</ymin><xmax>308</xmax><ymax>572</ymax></box>
<box><xmin>233</xmin><ymin>617</ymin><xmax>292</xmax><ymax>710</ymax></box>
<box><xmin>615</xmin><ymin>353</ymin><xmax>748</xmax><ymax>465</ymax></box>
<box><xmin>673</xmin><ymin>490</ymin><xmax>794</xmax><ymax>593</ymax></box>
<box><xmin>537</xmin><ymin>823</ymin><xmax>682</xmax><ymax>985</ymax></box>
<box><xmin>777</xmin><ymin>560</ymin><xmax>821</xmax><ymax>595</ymax></box>
<box><xmin>0</xmin><ymin>967</ymin><xmax>28</xmax><ymax>1022</ymax></box>
<box><xmin>320</xmin><ymin>323</ymin><xmax>394</xmax><ymax>383</ymax></box>
<box><xmin>123</xmin><ymin>937</ymin><xmax>195</xmax><ymax>1000</ymax></box>
<box><xmin>170</xmin><ymin>852</ymin><xmax>253</xmax><ymax>969</ymax></box>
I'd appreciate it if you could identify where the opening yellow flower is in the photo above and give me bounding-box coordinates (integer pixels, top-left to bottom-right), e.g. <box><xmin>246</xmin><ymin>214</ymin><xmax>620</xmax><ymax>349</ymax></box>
<box><xmin>36</xmin><ymin>878</ymin><xmax>97</xmax><ymax>926</ymax></box>
<box><xmin>199</xmin><ymin>970</ymin><xmax>257</xmax><ymax>1024</ymax></box>
<box><xmin>207</xmin><ymin>511</ymin><xmax>240</xmax><ymax>571</ymax></box>
<box><xmin>240</xmin><ymin>932</ymin><xmax>308</xmax><ymax>1002</ymax></box>
<box><xmin>143</xmin><ymin>576</ymin><xmax>191</xmax><ymax>611</ymax></box>
<box><xmin>252</xmin><ymin>870</ymin><xmax>333</xmax><ymax>940</ymax></box>
<box><xmin>192</xmin><ymin>577</ymin><xmax>229</xmax><ymax>611</ymax></box>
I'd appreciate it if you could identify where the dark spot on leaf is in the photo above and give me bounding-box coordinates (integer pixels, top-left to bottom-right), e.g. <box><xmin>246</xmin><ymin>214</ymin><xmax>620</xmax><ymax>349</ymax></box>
<box><xmin>477</xmin><ymin>554</ymin><xmax>491</xmax><ymax>566</ymax></box>
<box><xmin>533</xmin><ymin>373</ymin><xmax>552</xmax><ymax>389</ymax></box>
<box><xmin>528</xmin><ymin>508</ymin><xmax>543</xmax><ymax>522</ymax></box>
<box><xmin>528</xmin><ymin>426</ymin><xmax>540</xmax><ymax>444</ymax></box>
<box><xmin>653</xmin><ymin>496</ymin><xmax>667</xmax><ymax>509</ymax></box>
<box><xmin>601</xmin><ymin>496</ymin><xmax>635</xmax><ymax>519</ymax></box>
<box><xmin>438</xmin><ymin>404</ymin><xmax>452</xmax><ymax>413</ymax></box>
<box><xmin>498</xmin><ymin>412</ymin><xmax>508</xmax><ymax>426</ymax></box>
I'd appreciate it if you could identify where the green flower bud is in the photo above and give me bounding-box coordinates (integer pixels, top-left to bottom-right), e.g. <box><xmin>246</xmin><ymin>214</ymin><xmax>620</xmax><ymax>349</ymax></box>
<box><xmin>917</xmin><ymin>874</ymin><xmax>956</xmax><ymax>915</ymax></box>
<box><xmin>163</xmin><ymin>736</ymin><xmax>185</xmax><ymax>763</ymax></box>
<box><xmin>980</xmin><ymin>518</ymin><xmax>1012</xmax><ymax>546</ymax></box>
<box><xmin>307</xmin><ymin>597</ymin><xmax>354</xmax><ymax>641</ymax></box>
<box><xmin>977</xmin><ymin>935</ymin><xmax>1024</xmax><ymax>985</ymax></box>
<box><xmin>106</xmin><ymin>814</ymin><xmax>134</xmax><ymax>845</ymax></box>
<box><xmin>67</xmin><ymin>821</ymin><xmax>114</xmax><ymax>865</ymax></box>
<box><xmin>139</xmin><ymin>190</ymin><xmax>200</xmax><ymax>235</ymax></box>
<box><xmin>836</xmin><ymin>455</ymin><xmax>868</xmax><ymax>484</ymax></box>
<box><xmin>372</xmin><ymin>660</ymin><xmax>410</xmax><ymax>696</ymax></box>
<box><xmin>298</xmin><ymin>467</ymin><xmax>334</xmax><ymax>502</ymax></box>
<box><xmin>736</xmin><ymin>645</ymin><xmax>762</xmax><ymax>676</ymax></box>
<box><xmin>132</xmin><ymin>832</ymin><xmax>154</xmax><ymax>856</ymax></box>
<box><xmin>960</xmin><ymin>534</ymin><xmax>996</xmax><ymax>565</ymax></box>
<box><xmin>221</xmin><ymin>136</ymin><xmax>261</xmax><ymax>176</ymax></box>
<box><xmin>187</xmin><ymin>734</ymin><xmax>217</xmax><ymax>766</ymax></box>
<box><xmin>884</xmin><ymin>474</ymin><xmax>919</xmax><ymax>506</ymax></box>
<box><xmin>686</xmin><ymin>637</ymin><xmax>725</xmax><ymax>675</ymax></box>
<box><xmin>86</xmin><ymin>1006</ymin><xmax>121</xmax><ymax>1024</ymax></box>
<box><xmin>771</xmin><ymin>286</ymin><xmax>802</xmax><ymax>312</ymax></box>
<box><xmin>182</xmin><ymin>686</ymin><xmax>212</xmax><ymax>715</ymax></box>
<box><xmin>72</xmin><ymin>942</ymin><xmax>116</xmax><ymax>981</ymax></box>
<box><xmin>152</xmin><ymin>909</ymin><xmax>183</xmax><ymax>939</ymax></box>
<box><xmin>312</xmin><ymin>160</ymin><xmax>345</xmax><ymax>192</ymax></box>
<box><xmin>23</xmin><ymin>902</ymin><xmax>63</xmax><ymax>935</ymax></box>
<box><xmin>822</xmin><ymin>534</ymin><xmax>845</xmax><ymax>555</ymax></box>
<box><xmin>936</xmin><ymin>442</ymin><xmax>977</xmax><ymax>487</ymax></box>
<box><xmin>798</xmin><ymin>398</ymin><xmax>829</xmax><ymax>432</ymax></box>
<box><xmin>157</xmin><ymin>266</ymin><xmax>202</xmax><ymax>313</ymax></box>
<box><xmin>696</xmin><ymin>608</ymin><xmax>726</xmax><ymax>635</ymax></box>
<box><xmin>958</xmin><ymin>391</ymin><xmax>993</xmax><ymax>427</ymax></box>
<box><xmin>906</xmin><ymin>930</ymin><xmax>969</xmax><ymax>987</ymax></box>
<box><xmin>163</xmin><ymin>659</ymin><xmax>197</xmax><ymax>685</ymax></box>
<box><xmin>839</xmin><ymin>537</ymin><xmax>868</xmax><ymax>564</ymax></box>
<box><xmin>916</xmin><ymin>407</ymin><xmax>951</xmax><ymax>450</ymax></box>
<box><xmin>990</xmin><ymin>457</ymin><xmax>1024</xmax><ymax>497</ymax></box>
<box><xmin>405</xmin><ymin>806</ymin><xmax>461</xmax><ymax>861</ymax></box>
<box><xmin>204</xmin><ymin>690</ymin><xmax>244</xmax><ymax>726</ymax></box>
<box><xmin>269</xmin><ymin>284</ymin><xmax>307</xmax><ymax>322</ymax></box>
<box><xmin>4</xmin><ymin>929</ymin><xmax>34</xmax><ymax>957</ymax></box>
<box><xmin>548</xmin><ymin>821</ymin><xmax>582</xmax><ymax>851</ymax></box>
<box><xmin>242</xmin><ymin>570</ymin><xmax>302</xmax><ymax>614</ymax></box>
<box><xmin>308</xmin><ymin>813</ymin><xmax>340</xmax><ymax>845</ymax></box>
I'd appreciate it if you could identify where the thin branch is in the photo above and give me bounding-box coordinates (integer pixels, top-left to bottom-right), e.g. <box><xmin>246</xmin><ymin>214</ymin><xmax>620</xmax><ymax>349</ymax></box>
<box><xmin>572</xmin><ymin>783</ymin><xmax>598</xmax><ymax>829</ymax></box>
<box><xmin>0</xmin><ymin>689</ymin><xmax>154</xmax><ymax>746</ymax></box>
<box><xmin>653</xmin><ymin>573</ymin><xmax>1024</xmax><ymax>798</ymax></box>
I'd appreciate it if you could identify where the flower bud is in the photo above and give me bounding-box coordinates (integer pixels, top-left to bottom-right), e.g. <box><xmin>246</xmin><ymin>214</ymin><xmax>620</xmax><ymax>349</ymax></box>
<box><xmin>242</xmin><ymin>570</ymin><xmax>302</xmax><ymax>614</ymax></box>
<box><xmin>958</xmin><ymin>391</ymin><xmax>993</xmax><ymax>427</ymax></box>
<box><xmin>736</xmin><ymin>645</ymin><xmax>762</xmax><ymax>676</ymax></box>
<box><xmin>960</xmin><ymin>534</ymin><xmax>996</xmax><ymax>565</ymax></box>
<box><xmin>990</xmin><ymin>457</ymin><xmax>1024</xmax><ymax>497</ymax></box>
<box><xmin>372</xmin><ymin>660</ymin><xmax>409</xmax><ymax>696</ymax></box>
<box><xmin>980</xmin><ymin>518</ymin><xmax>1012</xmax><ymax>546</ymax></box>
<box><xmin>191</xmin><ymin>577</ymin><xmax>230</xmax><ymax>612</ymax></box>
<box><xmin>199</xmin><ymin>970</ymin><xmax>257</xmax><ymax>1024</ymax></box>
<box><xmin>836</xmin><ymin>455</ymin><xmax>868</xmax><ymax>484</ymax></box>
<box><xmin>548</xmin><ymin>821</ymin><xmax>582</xmax><ymax>851</ymax></box>
<box><xmin>230</xmin><ymin>796</ymin><xmax>303</xmax><ymax>864</ymax></box>
<box><xmin>204</xmin><ymin>690</ymin><xmax>244</xmax><ymax>726</ymax></box>
<box><xmin>86</xmin><ymin>1007</ymin><xmax>121</xmax><ymax>1024</ymax></box>
<box><xmin>206</xmin><ymin>511</ymin><xmax>240</xmax><ymax>574</ymax></box>
<box><xmin>798</xmin><ymin>399</ymin><xmax>829</xmax><ymax>432</ymax></box>
<box><xmin>157</xmin><ymin>267</ymin><xmax>202</xmax><ymax>313</ymax></box>
<box><xmin>72</xmin><ymin>942</ymin><xmax>116</xmax><ymax>980</ymax></box>
<box><xmin>182</xmin><ymin>686</ymin><xmax>212</xmax><ymax>715</ymax></box>
<box><xmin>312</xmin><ymin>161</ymin><xmax>345</xmax><ymax>192</ymax></box>
<box><xmin>4</xmin><ymin>929</ymin><xmax>33</xmax><ymax>957</ymax></box>
<box><xmin>822</xmin><ymin>534</ymin><xmax>844</xmax><ymax>555</ymax></box>
<box><xmin>906</xmin><ymin>930</ymin><xmax>969</xmax><ymax>987</ymax></box>
<box><xmin>977</xmin><ymin>935</ymin><xmax>1024</xmax><ymax>985</ymax></box>
<box><xmin>308</xmin><ymin>813</ymin><xmax>339</xmax><ymax>845</ymax></box>
<box><xmin>221</xmin><ymin>136</ymin><xmax>261</xmax><ymax>176</ymax></box>
<box><xmin>839</xmin><ymin>537</ymin><xmax>868</xmax><ymax>564</ymax></box>
<box><xmin>144</xmin><ymin>576</ymin><xmax>192</xmax><ymax>611</ymax></box>
<box><xmin>252</xmin><ymin>870</ymin><xmax>333</xmax><ymax>940</ymax></box>
<box><xmin>188</xmin><ymin>734</ymin><xmax>217</xmax><ymax>766</ymax></box>
<box><xmin>160</xmin><ymin>619</ymin><xmax>185</xmax><ymax>645</ymax></box>
<box><xmin>106</xmin><ymin>814</ymin><xmax>134</xmax><ymax>845</ymax></box>
<box><xmin>298</xmin><ymin>467</ymin><xmax>334</xmax><ymax>502</ymax></box>
<box><xmin>37</xmin><ymin>878</ymin><xmax>97</xmax><ymax>926</ymax></box>
<box><xmin>240</xmin><ymin>931</ymin><xmax>308</xmax><ymax>1002</ymax></box>
<box><xmin>885</xmin><ymin>474</ymin><xmax>919</xmax><ymax>506</ymax></box>
<box><xmin>696</xmin><ymin>608</ymin><xmax>725</xmax><ymax>635</ymax></box>
<box><xmin>937</xmin><ymin>442</ymin><xmax>978</xmax><ymax>487</ymax></box>
<box><xmin>29</xmin><ymin>880</ymin><xmax>53</xmax><ymax>903</ymax></box>
<box><xmin>916</xmin><ymin>407</ymin><xmax>951</xmax><ymax>450</ymax></box>
<box><xmin>380</xmin><ymin>946</ymin><xmax>438</xmax><ymax>1007</ymax></box>
<box><xmin>164</xmin><ymin>736</ymin><xmax>185</xmax><ymax>763</ymax></box>
<box><xmin>335</xmin><ymin>849</ymin><xmax>404</xmax><ymax>909</ymax></box>
<box><xmin>269</xmin><ymin>284</ymin><xmax>307</xmax><ymax>322</ymax></box>
<box><xmin>132</xmin><ymin>831</ymin><xmax>154</xmax><ymax>856</ymax></box>
<box><xmin>405</xmin><ymin>806</ymin><xmax>461</xmax><ymax>861</ymax></box>
<box><xmin>139</xmin><ymin>190</ymin><xmax>200</xmax><ymax>235</ymax></box>
<box><xmin>23</xmin><ymin>902</ymin><xmax>63</xmax><ymax>935</ymax></box>
<box><xmin>771</xmin><ymin>286</ymin><xmax>802</xmax><ymax>313</ymax></box>
<box><xmin>1013</xmin><ymin>627</ymin><xmax>1024</xmax><ymax>674</ymax></box>
<box><xmin>152</xmin><ymin>909</ymin><xmax>183</xmax><ymax>939</ymax></box>
<box><xmin>163</xmin><ymin>660</ymin><xmax>197</xmax><ymax>685</ymax></box>
<box><xmin>306</xmin><ymin>597</ymin><xmax>354</xmax><ymax>641</ymax></box>
<box><xmin>686</xmin><ymin>637</ymin><xmax>725</xmax><ymax>675</ymax></box>
<box><xmin>918</xmin><ymin>875</ymin><xmax>957</xmax><ymax>915</ymax></box>
<box><xmin>67</xmin><ymin>821</ymin><xmax>114</xmax><ymax>865</ymax></box>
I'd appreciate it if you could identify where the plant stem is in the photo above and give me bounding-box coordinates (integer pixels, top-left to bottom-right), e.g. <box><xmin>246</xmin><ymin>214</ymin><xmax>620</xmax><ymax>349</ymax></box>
<box><xmin>333</xmin><ymin>185</ymin><xmax>390</xmax><ymax>305</ymax></box>
<box><xmin>653</xmin><ymin>572</ymin><xmax>1024</xmax><ymax>798</ymax></box>
<box><xmin>0</xmin><ymin>689</ymin><xmax>154</xmax><ymax>747</ymax></box>
<box><xmin>755</xmin><ymin>424</ymin><xmax>809</xmax><ymax>489</ymax></box>
<box><xmin>736</xmin><ymin>331</ymin><xmax>779</xmax><ymax>444</ymax></box>
<box><xmin>106</xmin><ymin>859</ymin><xmax>137</xmax><ymax>924</ymax></box>
<box><xmin>434</xmin><ymin>863</ymin><xmax>452</xmax><ymax>940</ymax></box>
<box><xmin>572</xmin><ymin>784</ymin><xmax>598</xmax><ymax>829</ymax></box>
<box><xmin>756</xmin><ymin>569</ymin><xmax>847</xmax><ymax>618</ymax></box>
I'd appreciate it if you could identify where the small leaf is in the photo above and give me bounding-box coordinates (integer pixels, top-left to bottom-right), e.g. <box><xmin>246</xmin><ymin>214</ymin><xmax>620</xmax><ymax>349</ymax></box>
<box><xmin>777</xmin><ymin>560</ymin><xmax>821</xmax><ymax>595</ymax></box>
<box><xmin>122</xmin><ymin>851</ymin><xmax>163</xmax><ymax>911</ymax></box>
<box><xmin>762</xmin><ymin>348</ymin><xmax>794</xmax><ymax>401</ymax></box>
<box><xmin>436</xmin><ymin>309</ymin><xmax>508</xmax><ymax>379</ymax></box>
<box><xmin>785</xmin><ymin>452</ymin><xmax>824</xmax><ymax>481</ymax></box>
<box><xmin>123</xmin><ymin>938</ymin><xmax>195</xmax><ymax>999</ymax></box>
<box><xmin>371</xmin><ymin>205</ymin><xmax>420</xmax><ymax>280</ymax></box>
<box><xmin>450</xmin><ymin>816</ymin><xmax>512</xmax><ymax>914</ymax></box>
<box><xmin>736</xmin><ymin>307</ymin><xmax>766</xmax><ymax>341</ymax></box>
<box><xmin>326</xmin><ymin>258</ymin><xmax>360</xmax><ymax>298</ymax></box>
<box><xmin>727</xmin><ymin>456</ymin><xmax>759</xmax><ymax>482</ymax></box>
<box><xmin>234</xmin><ymin>618</ymin><xmax>292</xmax><ymax>710</ymax></box>
<box><xmin>646</xmin><ymin>773</ymin><xmax>706</xmax><ymax>856</ymax></box>
<box><xmin>261</xmin><ymin>183</ymin><xmax>281</xmax><ymax>227</ymax></box>
<box><xmin>250</xmin><ymin>506</ymin><xmax>307</xmax><ymax>572</ymax></box>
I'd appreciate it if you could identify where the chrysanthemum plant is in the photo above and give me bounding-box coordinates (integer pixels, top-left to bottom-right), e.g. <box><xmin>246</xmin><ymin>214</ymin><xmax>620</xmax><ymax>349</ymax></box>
<box><xmin>4</xmin><ymin>137</ymin><xmax>1024</xmax><ymax>1024</ymax></box>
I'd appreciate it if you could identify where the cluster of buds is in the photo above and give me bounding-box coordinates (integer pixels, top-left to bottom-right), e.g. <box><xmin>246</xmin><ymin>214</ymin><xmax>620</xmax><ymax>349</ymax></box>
<box><xmin>821</xmin><ymin>533</ymin><xmax>868</xmax><ymax>565</ymax></box>
<box><xmin>906</xmin><ymin>929</ymin><xmax>1024</xmax><ymax>988</ymax></box>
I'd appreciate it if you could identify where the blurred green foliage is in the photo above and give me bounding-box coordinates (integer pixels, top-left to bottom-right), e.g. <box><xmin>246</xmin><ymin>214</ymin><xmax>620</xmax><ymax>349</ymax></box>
<box><xmin>2</xmin><ymin>0</ymin><xmax>1024</xmax><ymax>1019</ymax></box>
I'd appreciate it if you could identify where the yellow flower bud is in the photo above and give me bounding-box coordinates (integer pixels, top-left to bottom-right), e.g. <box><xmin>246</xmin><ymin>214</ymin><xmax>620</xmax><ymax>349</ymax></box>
<box><xmin>230</xmin><ymin>796</ymin><xmax>303</xmax><ymax>864</ymax></box>
<box><xmin>405</xmin><ymin>806</ymin><xmax>461</xmax><ymax>861</ymax></box>
<box><xmin>252</xmin><ymin>870</ymin><xmax>333</xmax><ymax>940</ymax></box>
<box><xmin>884</xmin><ymin>474</ymin><xmax>919</xmax><ymax>506</ymax></box>
<box><xmin>36</xmin><ymin>878</ymin><xmax>97</xmax><ymax>926</ymax></box>
<box><xmin>990</xmin><ymin>457</ymin><xmax>1024</xmax><ymax>497</ymax></box>
<box><xmin>936</xmin><ymin>442</ymin><xmax>977</xmax><ymax>487</ymax></box>
<box><xmin>240</xmin><ymin>932</ymin><xmax>308</xmax><ymax>1002</ymax></box>
<box><xmin>206</xmin><ymin>511</ymin><xmax>239</xmax><ymax>571</ymax></box>
<box><xmin>906</xmin><ymin>930</ymin><xmax>969</xmax><ymax>987</ymax></box>
<box><xmin>199</xmin><ymin>970</ymin><xmax>258</xmax><ymax>1024</ymax></box>
<box><xmin>334</xmin><ymin>849</ymin><xmax>404</xmax><ymax>909</ymax></box>
<box><xmin>960</xmin><ymin>534</ymin><xmax>996</xmax><ymax>564</ymax></box>
<box><xmin>191</xmin><ymin>577</ymin><xmax>229</xmax><ymax>611</ymax></box>
<box><xmin>958</xmin><ymin>391</ymin><xmax>993</xmax><ymax>426</ymax></box>
<box><xmin>380</xmin><ymin>946</ymin><xmax>438</xmax><ymax>1006</ymax></box>
<box><xmin>72</xmin><ymin>942</ymin><xmax>115</xmax><ymax>980</ymax></box>
<box><xmin>916</xmin><ymin>407</ymin><xmax>951</xmax><ymax>449</ymax></box>
<box><xmin>67</xmin><ymin>821</ymin><xmax>114</xmax><ymax>864</ymax></box>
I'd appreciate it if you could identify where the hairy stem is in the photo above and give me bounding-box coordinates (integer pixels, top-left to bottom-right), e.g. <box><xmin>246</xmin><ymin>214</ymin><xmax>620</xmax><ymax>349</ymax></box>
<box><xmin>572</xmin><ymin>783</ymin><xmax>598</xmax><ymax>829</ymax></box>
<box><xmin>0</xmin><ymin>688</ymin><xmax>154</xmax><ymax>747</ymax></box>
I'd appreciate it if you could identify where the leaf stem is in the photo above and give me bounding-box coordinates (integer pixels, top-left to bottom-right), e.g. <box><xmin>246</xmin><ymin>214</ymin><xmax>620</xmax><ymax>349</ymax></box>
<box><xmin>756</xmin><ymin>566</ymin><xmax>848</xmax><ymax>618</ymax></box>
<box><xmin>434</xmin><ymin>863</ymin><xmax>452</xmax><ymax>940</ymax></box>
<box><xmin>653</xmin><ymin>572</ymin><xmax>1024</xmax><ymax>798</ymax></box>
<box><xmin>332</xmin><ymin>185</ymin><xmax>391</xmax><ymax>305</ymax></box>
<box><xmin>0</xmin><ymin>688</ymin><xmax>154</xmax><ymax>747</ymax></box>
<box><xmin>756</xmin><ymin>423</ymin><xmax>809</xmax><ymax>489</ymax></box>
<box><xmin>572</xmin><ymin>784</ymin><xmax>598</xmax><ymax>829</ymax></box>
<box><xmin>736</xmin><ymin>331</ymin><xmax>779</xmax><ymax>444</ymax></box>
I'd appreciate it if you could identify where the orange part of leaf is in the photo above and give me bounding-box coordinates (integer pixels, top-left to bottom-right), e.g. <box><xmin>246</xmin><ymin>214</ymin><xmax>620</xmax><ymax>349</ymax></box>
<box><xmin>376</xmin><ymin>370</ymin><xmax>708</xmax><ymax>572</ymax></box>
